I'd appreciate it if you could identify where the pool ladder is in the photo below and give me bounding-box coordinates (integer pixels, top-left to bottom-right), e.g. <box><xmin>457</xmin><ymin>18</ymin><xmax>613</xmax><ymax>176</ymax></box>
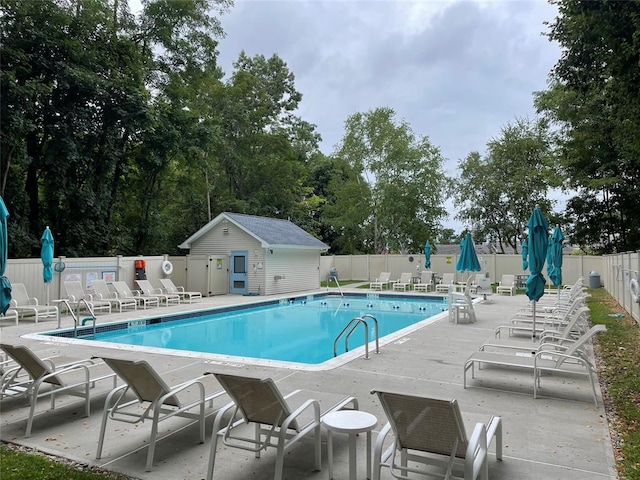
<box><xmin>326</xmin><ymin>275</ymin><xmax>344</xmax><ymax>297</ymax></box>
<box><xmin>57</xmin><ymin>298</ymin><xmax>97</xmax><ymax>338</ymax></box>
<box><xmin>334</xmin><ymin>314</ymin><xmax>379</xmax><ymax>359</ymax></box>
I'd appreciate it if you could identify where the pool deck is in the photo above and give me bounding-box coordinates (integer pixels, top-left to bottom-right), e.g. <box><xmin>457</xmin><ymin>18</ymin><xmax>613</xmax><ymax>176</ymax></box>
<box><xmin>0</xmin><ymin>287</ymin><xmax>618</xmax><ymax>479</ymax></box>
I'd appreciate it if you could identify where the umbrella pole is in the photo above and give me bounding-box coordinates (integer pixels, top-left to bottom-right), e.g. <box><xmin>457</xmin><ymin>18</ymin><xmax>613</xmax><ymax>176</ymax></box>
<box><xmin>532</xmin><ymin>300</ymin><xmax>537</xmax><ymax>341</ymax></box>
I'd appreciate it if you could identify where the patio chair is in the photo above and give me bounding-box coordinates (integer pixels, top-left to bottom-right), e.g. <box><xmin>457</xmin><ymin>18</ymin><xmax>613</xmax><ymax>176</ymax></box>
<box><xmin>463</xmin><ymin>324</ymin><xmax>607</xmax><ymax>405</ymax></box>
<box><xmin>496</xmin><ymin>275</ymin><xmax>516</xmax><ymax>296</ymax></box>
<box><xmin>205</xmin><ymin>372</ymin><xmax>359</xmax><ymax>480</ymax></box>
<box><xmin>62</xmin><ymin>281</ymin><xmax>112</xmax><ymax>315</ymax></box>
<box><xmin>95</xmin><ymin>356</ymin><xmax>226</xmax><ymax>472</ymax></box>
<box><xmin>159</xmin><ymin>278</ymin><xmax>202</xmax><ymax>303</ymax></box>
<box><xmin>135</xmin><ymin>279</ymin><xmax>181</xmax><ymax>306</ymax></box>
<box><xmin>449</xmin><ymin>276</ymin><xmax>476</xmax><ymax>324</ymax></box>
<box><xmin>436</xmin><ymin>273</ymin><xmax>456</xmax><ymax>293</ymax></box>
<box><xmin>413</xmin><ymin>270</ymin><xmax>434</xmax><ymax>292</ymax></box>
<box><xmin>0</xmin><ymin>343</ymin><xmax>117</xmax><ymax>436</ymax></box>
<box><xmin>393</xmin><ymin>272</ymin><xmax>413</xmax><ymax>291</ymax></box>
<box><xmin>9</xmin><ymin>283</ymin><xmax>59</xmax><ymax>323</ymax></box>
<box><xmin>112</xmin><ymin>281</ymin><xmax>160</xmax><ymax>309</ymax></box>
<box><xmin>370</xmin><ymin>272</ymin><xmax>392</xmax><ymax>291</ymax></box>
<box><xmin>90</xmin><ymin>279</ymin><xmax>137</xmax><ymax>313</ymax></box>
<box><xmin>371</xmin><ymin>389</ymin><xmax>502</xmax><ymax>480</ymax></box>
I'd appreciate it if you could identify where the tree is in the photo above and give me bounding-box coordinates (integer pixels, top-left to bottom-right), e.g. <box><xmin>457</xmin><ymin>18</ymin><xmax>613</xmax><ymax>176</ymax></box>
<box><xmin>452</xmin><ymin>117</ymin><xmax>559</xmax><ymax>253</ymax></box>
<box><xmin>534</xmin><ymin>0</ymin><xmax>640</xmax><ymax>253</ymax></box>
<box><xmin>328</xmin><ymin>107</ymin><xmax>447</xmax><ymax>254</ymax></box>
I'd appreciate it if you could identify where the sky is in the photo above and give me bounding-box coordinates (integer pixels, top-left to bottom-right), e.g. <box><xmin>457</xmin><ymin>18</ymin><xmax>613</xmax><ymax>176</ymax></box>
<box><xmin>212</xmin><ymin>0</ymin><xmax>563</xmax><ymax>231</ymax></box>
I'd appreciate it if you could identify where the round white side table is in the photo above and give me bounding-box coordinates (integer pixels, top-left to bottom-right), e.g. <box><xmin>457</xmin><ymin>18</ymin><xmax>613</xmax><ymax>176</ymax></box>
<box><xmin>322</xmin><ymin>410</ymin><xmax>377</xmax><ymax>480</ymax></box>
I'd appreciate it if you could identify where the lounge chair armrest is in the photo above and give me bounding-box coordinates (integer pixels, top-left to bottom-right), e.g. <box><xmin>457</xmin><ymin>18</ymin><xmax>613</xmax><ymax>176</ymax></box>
<box><xmin>466</xmin><ymin>422</ymin><xmax>488</xmax><ymax>479</ymax></box>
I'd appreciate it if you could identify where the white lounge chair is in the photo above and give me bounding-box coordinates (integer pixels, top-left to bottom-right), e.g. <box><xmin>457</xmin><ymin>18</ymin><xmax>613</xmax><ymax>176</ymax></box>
<box><xmin>436</xmin><ymin>273</ymin><xmax>456</xmax><ymax>293</ymax></box>
<box><xmin>483</xmin><ymin>306</ymin><xmax>590</xmax><ymax>354</ymax></box>
<box><xmin>95</xmin><ymin>356</ymin><xmax>226</xmax><ymax>472</ymax></box>
<box><xmin>393</xmin><ymin>272</ymin><xmax>413</xmax><ymax>291</ymax></box>
<box><xmin>62</xmin><ymin>281</ymin><xmax>112</xmax><ymax>315</ymax></box>
<box><xmin>159</xmin><ymin>278</ymin><xmax>202</xmax><ymax>303</ymax></box>
<box><xmin>9</xmin><ymin>283</ymin><xmax>59</xmax><ymax>323</ymax></box>
<box><xmin>0</xmin><ymin>308</ymin><xmax>18</xmax><ymax>326</ymax></box>
<box><xmin>449</xmin><ymin>276</ymin><xmax>476</xmax><ymax>324</ymax></box>
<box><xmin>496</xmin><ymin>275</ymin><xmax>516</xmax><ymax>295</ymax></box>
<box><xmin>112</xmin><ymin>281</ymin><xmax>159</xmax><ymax>309</ymax></box>
<box><xmin>371</xmin><ymin>389</ymin><xmax>502</xmax><ymax>480</ymax></box>
<box><xmin>135</xmin><ymin>279</ymin><xmax>181</xmax><ymax>306</ymax></box>
<box><xmin>413</xmin><ymin>270</ymin><xmax>433</xmax><ymax>292</ymax></box>
<box><xmin>205</xmin><ymin>372</ymin><xmax>359</xmax><ymax>480</ymax></box>
<box><xmin>0</xmin><ymin>343</ymin><xmax>116</xmax><ymax>436</ymax></box>
<box><xmin>370</xmin><ymin>272</ymin><xmax>392</xmax><ymax>291</ymax></box>
<box><xmin>90</xmin><ymin>280</ymin><xmax>137</xmax><ymax>313</ymax></box>
<box><xmin>463</xmin><ymin>324</ymin><xmax>607</xmax><ymax>405</ymax></box>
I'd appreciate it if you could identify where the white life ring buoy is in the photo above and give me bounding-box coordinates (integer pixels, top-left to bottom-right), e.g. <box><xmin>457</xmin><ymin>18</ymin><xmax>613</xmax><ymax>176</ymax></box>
<box><xmin>631</xmin><ymin>278</ymin><xmax>639</xmax><ymax>304</ymax></box>
<box><xmin>161</xmin><ymin>260</ymin><xmax>173</xmax><ymax>276</ymax></box>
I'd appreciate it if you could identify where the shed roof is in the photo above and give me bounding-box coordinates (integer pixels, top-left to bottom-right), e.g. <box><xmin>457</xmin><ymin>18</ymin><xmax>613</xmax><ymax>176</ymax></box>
<box><xmin>178</xmin><ymin>212</ymin><xmax>329</xmax><ymax>250</ymax></box>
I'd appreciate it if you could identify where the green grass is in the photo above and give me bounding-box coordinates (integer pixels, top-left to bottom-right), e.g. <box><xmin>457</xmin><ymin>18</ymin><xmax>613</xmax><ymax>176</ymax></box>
<box><xmin>586</xmin><ymin>288</ymin><xmax>640</xmax><ymax>480</ymax></box>
<box><xmin>1</xmin><ymin>288</ymin><xmax>637</xmax><ymax>479</ymax></box>
<box><xmin>0</xmin><ymin>444</ymin><xmax>132</xmax><ymax>479</ymax></box>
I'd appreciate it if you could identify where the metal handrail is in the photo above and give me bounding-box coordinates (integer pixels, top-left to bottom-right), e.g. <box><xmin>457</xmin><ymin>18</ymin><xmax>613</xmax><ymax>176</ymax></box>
<box><xmin>334</xmin><ymin>315</ymin><xmax>380</xmax><ymax>359</ymax></box>
<box><xmin>360</xmin><ymin>314</ymin><xmax>380</xmax><ymax>354</ymax></box>
<box><xmin>326</xmin><ymin>275</ymin><xmax>344</xmax><ymax>297</ymax></box>
<box><xmin>58</xmin><ymin>298</ymin><xmax>97</xmax><ymax>338</ymax></box>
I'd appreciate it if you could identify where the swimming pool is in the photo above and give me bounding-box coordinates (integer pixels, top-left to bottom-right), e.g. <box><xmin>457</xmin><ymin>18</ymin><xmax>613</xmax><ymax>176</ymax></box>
<box><xmin>32</xmin><ymin>293</ymin><xmax>450</xmax><ymax>370</ymax></box>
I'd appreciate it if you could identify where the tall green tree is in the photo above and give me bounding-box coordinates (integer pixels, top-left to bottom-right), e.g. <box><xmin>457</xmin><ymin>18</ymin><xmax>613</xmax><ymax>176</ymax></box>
<box><xmin>453</xmin><ymin>117</ymin><xmax>558</xmax><ymax>253</ymax></box>
<box><xmin>534</xmin><ymin>0</ymin><xmax>640</xmax><ymax>253</ymax></box>
<box><xmin>329</xmin><ymin>107</ymin><xmax>447</xmax><ymax>254</ymax></box>
<box><xmin>1</xmin><ymin>0</ymin><xmax>232</xmax><ymax>256</ymax></box>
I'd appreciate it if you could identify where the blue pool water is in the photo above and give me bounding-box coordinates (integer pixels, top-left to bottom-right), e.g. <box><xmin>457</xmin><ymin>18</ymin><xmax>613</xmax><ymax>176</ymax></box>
<box><xmin>42</xmin><ymin>294</ymin><xmax>448</xmax><ymax>366</ymax></box>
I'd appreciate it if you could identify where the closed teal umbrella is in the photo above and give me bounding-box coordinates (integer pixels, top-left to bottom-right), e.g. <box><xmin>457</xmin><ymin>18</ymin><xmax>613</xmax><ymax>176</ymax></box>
<box><xmin>41</xmin><ymin>226</ymin><xmax>54</xmax><ymax>305</ymax></box>
<box><xmin>424</xmin><ymin>241</ymin><xmax>431</xmax><ymax>269</ymax></box>
<box><xmin>525</xmin><ymin>207</ymin><xmax>549</xmax><ymax>339</ymax></box>
<box><xmin>456</xmin><ymin>232</ymin><xmax>481</xmax><ymax>277</ymax></box>
<box><xmin>0</xmin><ymin>196</ymin><xmax>11</xmax><ymax>315</ymax></box>
<box><xmin>548</xmin><ymin>226</ymin><xmax>564</xmax><ymax>287</ymax></box>
<box><xmin>521</xmin><ymin>239</ymin><xmax>528</xmax><ymax>271</ymax></box>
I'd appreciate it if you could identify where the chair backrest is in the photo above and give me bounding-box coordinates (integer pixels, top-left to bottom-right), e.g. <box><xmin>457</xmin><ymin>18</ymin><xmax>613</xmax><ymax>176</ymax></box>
<box><xmin>64</xmin><ymin>281</ymin><xmax>87</xmax><ymax>301</ymax></box>
<box><xmin>91</xmin><ymin>279</ymin><xmax>109</xmax><ymax>297</ymax></box>
<box><xmin>474</xmin><ymin>274</ymin><xmax>485</xmax><ymax>284</ymax></box>
<box><xmin>159</xmin><ymin>279</ymin><xmax>178</xmax><ymax>293</ymax></box>
<box><xmin>441</xmin><ymin>273</ymin><xmax>454</xmax><ymax>285</ymax></box>
<box><xmin>113</xmin><ymin>281</ymin><xmax>134</xmax><ymax>296</ymax></box>
<box><xmin>420</xmin><ymin>271</ymin><xmax>433</xmax><ymax>284</ymax></box>
<box><xmin>0</xmin><ymin>344</ymin><xmax>64</xmax><ymax>386</ymax></box>
<box><xmin>373</xmin><ymin>390</ymin><xmax>468</xmax><ymax>459</ymax></box>
<box><xmin>135</xmin><ymin>280</ymin><xmax>154</xmax><ymax>294</ymax></box>
<box><xmin>501</xmin><ymin>275</ymin><xmax>515</xmax><ymax>286</ymax></box>
<box><xmin>556</xmin><ymin>306</ymin><xmax>590</xmax><ymax>339</ymax></box>
<box><xmin>398</xmin><ymin>273</ymin><xmax>412</xmax><ymax>283</ymax></box>
<box><xmin>99</xmin><ymin>357</ymin><xmax>180</xmax><ymax>407</ymax></box>
<box><xmin>552</xmin><ymin>324</ymin><xmax>606</xmax><ymax>368</ymax></box>
<box><xmin>213</xmin><ymin>373</ymin><xmax>298</xmax><ymax>431</ymax></box>
<box><xmin>9</xmin><ymin>283</ymin><xmax>30</xmax><ymax>306</ymax></box>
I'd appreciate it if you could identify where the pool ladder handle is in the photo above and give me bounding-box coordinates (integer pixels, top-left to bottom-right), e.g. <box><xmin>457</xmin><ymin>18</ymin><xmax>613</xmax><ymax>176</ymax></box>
<box><xmin>326</xmin><ymin>275</ymin><xmax>344</xmax><ymax>297</ymax></box>
<box><xmin>333</xmin><ymin>314</ymin><xmax>380</xmax><ymax>359</ymax></box>
<box><xmin>57</xmin><ymin>298</ymin><xmax>97</xmax><ymax>338</ymax></box>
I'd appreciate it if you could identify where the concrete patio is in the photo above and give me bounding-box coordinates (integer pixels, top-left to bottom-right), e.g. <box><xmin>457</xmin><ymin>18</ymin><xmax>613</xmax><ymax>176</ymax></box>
<box><xmin>0</xmin><ymin>288</ymin><xmax>618</xmax><ymax>479</ymax></box>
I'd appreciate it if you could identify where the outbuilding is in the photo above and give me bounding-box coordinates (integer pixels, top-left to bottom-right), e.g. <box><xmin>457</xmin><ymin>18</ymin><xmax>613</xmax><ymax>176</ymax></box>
<box><xmin>178</xmin><ymin>212</ymin><xmax>329</xmax><ymax>296</ymax></box>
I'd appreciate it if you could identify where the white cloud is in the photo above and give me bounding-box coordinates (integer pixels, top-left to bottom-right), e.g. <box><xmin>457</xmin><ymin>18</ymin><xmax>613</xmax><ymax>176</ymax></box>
<box><xmin>218</xmin><ymin>0</ymin><xmax>562</xmax><ymax>230</ymax></box>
